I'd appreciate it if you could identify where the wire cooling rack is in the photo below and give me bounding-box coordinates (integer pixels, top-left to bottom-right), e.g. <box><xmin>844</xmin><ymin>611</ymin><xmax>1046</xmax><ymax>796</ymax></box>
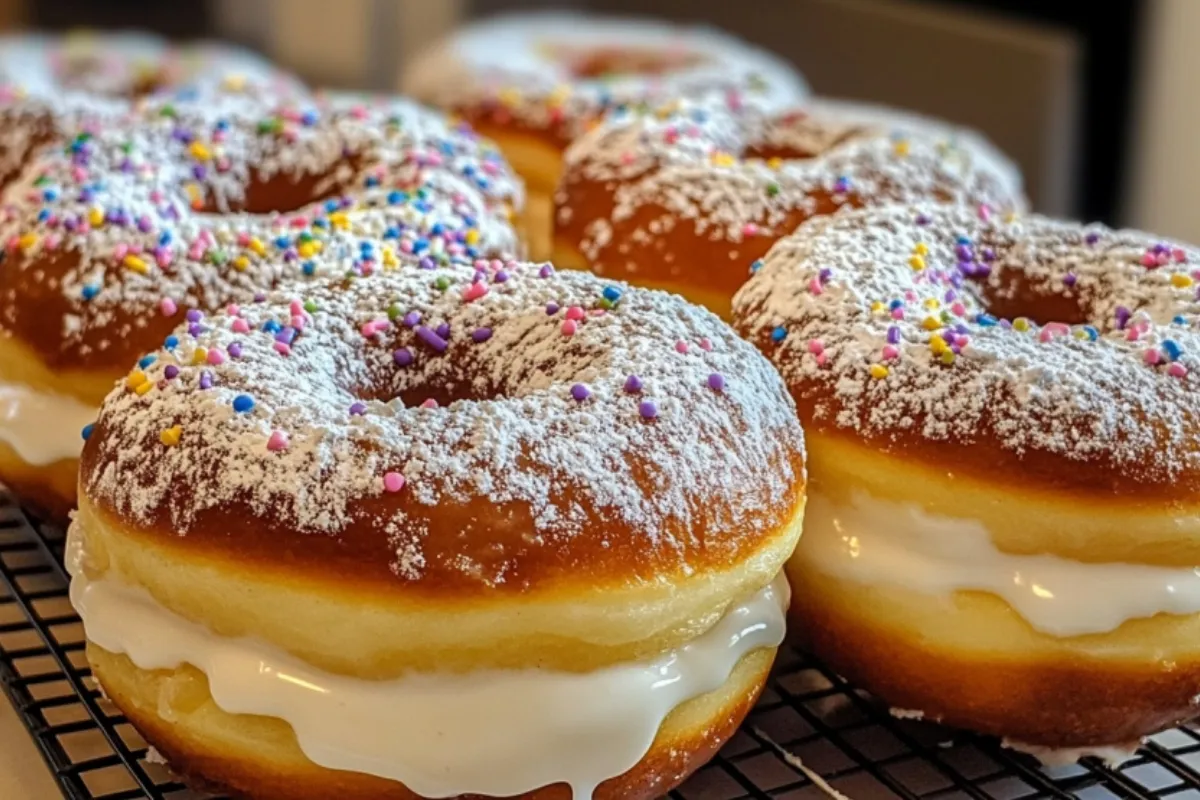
<box><xmin>3</xmin><ymin>494</ymin><xmax>1200</xmax><ymax>799</ymax></box>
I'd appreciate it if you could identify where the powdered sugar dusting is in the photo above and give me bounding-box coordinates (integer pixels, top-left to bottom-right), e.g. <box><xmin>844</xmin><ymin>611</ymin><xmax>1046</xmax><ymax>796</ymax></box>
<box><xmin>83</xmin><ymin>264</ymin><xmax>805</xmax><ymax>585</ymax></box>
<box><xmin>733</xmin><ymin>203</ymin><xmax>1200</xmax><ymax>482</ymax></box>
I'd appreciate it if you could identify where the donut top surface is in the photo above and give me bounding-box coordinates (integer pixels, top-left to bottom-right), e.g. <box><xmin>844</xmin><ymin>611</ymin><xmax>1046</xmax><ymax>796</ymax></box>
<box><xmin>559</xmin><ymin>99</ymin><xmax>1024</xmax><ymax>262</ymax></box>
<box><xmin>0</xmin><ymin>85</ymin><xmax>523</xmax><ymax>372</ymax></box>
<box><xmin>81</xmin><ymin>263</ymin><xmax>806</xmax><ymax>594</ymax></box>
<box><xmin>403</xmin><ymin>11</ymin><xmax>808</xmax><ymax>146</ymax></box>
<box><xmin>733</xmin><ymin>203</ymin><xmax>1200</xmax><ymax>496</ymax></box>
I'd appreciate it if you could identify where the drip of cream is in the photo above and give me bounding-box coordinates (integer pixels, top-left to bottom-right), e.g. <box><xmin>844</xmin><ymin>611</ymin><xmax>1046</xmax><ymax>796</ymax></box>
<box><xmin>66</xmin><ymin>526</ymin><xmax>787</xmax><ymax>799</ymax></box>
<box><xmin>800</xmin><ymin>490</ymin><xmax>1200</xmax><ymax>637</ymax></box>
<box><xmin>0</xmin><ymin>382</ymin><xmax>94</xmax><ymax>465</ymax></box>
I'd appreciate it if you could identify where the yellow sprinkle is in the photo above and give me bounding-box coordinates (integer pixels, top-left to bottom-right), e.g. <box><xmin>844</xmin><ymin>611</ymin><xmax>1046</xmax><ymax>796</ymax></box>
<box><xmin>465</xmin><ymin>229</ymin><xmax>481</xmax><ymax>246</ymax></box>
<box><xmin>711</xmin><ymin>152</ymin><xmax>736</xmax><ymax>168</ymax></box>
<box><xmin>123</xmin><ymin>254</ymin><xmax>148</xmax><ymax>273</ymax></box>
<box><xmin>894</xmin><ymin>140</ymin><xmax>910</xmax><ymax>156</ymax></box>
<box><xmin>870</xmin><ymin>301</ymin><xmax>885</xmax><ymax>314</ymax></box>
<box><xmin>908</xmin><ymin>255</ymin><xmax>925</xmax><ymax>271</ymax></box>
<box><xmin>248</xmin><ymin>237</ymin><xmax>266</xmax><ymax>256</ymax></box>
<box><xmin>159</xmin><ymin>425</ymin><xmax>182</xmax><ymax>446</ymax></box>
<box><xmin>1074</xmin><ymin>328</ymin><xmax>1089</xmax><ymax>340</ymax></box>
<box><xmin>233</xmin><ymin>255</ymin><xmax>250</xmax><ymax>272</ymax></box>
<box><xmin>126</xmin><ymin>370</ymin><xmax>147</xmax><ymax>389</ymax></box>
<box><xmin>382</xmin><ymin>247</ymin><xmax>397</xmax><ymax>268</ymax></box>
<box><xmin>929</xmin><ymin>335</ymin><xmax>948</xmax><ymax>354</ymax></box>
<box><xmin>914</xmin><ymin>242</ymin><xmax>929</xmax><ymax>255</ymax></box>
<box><xmin>921</xmin><ymin>316</ymin><xmax>941</xmax><ymax>331</ymax></box>
<box><xmin>923</xmin><ymin>298</ymin><xmax>940</xmax><ymax>310</ymax></box>
<box><xmin>17</xmin><ymin>232</ymin><xmax>37</xmax><ymax>250</ymax></box>
<box><xmin>191</xmin><ymin>347</ymin><xmax>208</xmax><ymax>365</ymax></box>
<box><xmin>328</xmin><ymin>211</ymin><xmax>350</xmax><ymax>230</ymax></box>
<box><xmin>767</xmin><ymin>157</ymin><xmax>783</xmax><ymax>170</ymax></box>
<box><xmin>1013</xmin><ymin>317</ymin><xmax>1031</xmax><ymax>332</ymax></box>
<box><xmin>869</xmin><ymin>364</ymin><xmax>889</xmax><ymax>380</ymax></box>
<box><xmin>134</xmin><ymin>381</ymin><xmax>154</xmax><ymax>396</ymax></box>
<box><xmin>297</xmin><ymin>241</ymin><xmax>317</xmax><ymax>259</ymax></box>
<box><xmin>1172</xmin><ymin>273</ymin><xmax>1194</xmax><ymax>288</ymax></box>
<box><xmin>1004</xmin><ymin>210</ymin><xmax>1019</xmax><ymax>223</ymax></box>
<box><xmin>189</xmin><ymin>141</ymin><xmax>212</xmax><ymax>161</ymax></box>
<box><xmin>88</xmin><ymin>207</ymin><xmax>105</xmax><ymax>227</ymax></box>
<box><xmin>940</xmin><ymin>350</ymin><xmax>956</xmax><ymax>365</ymax></box>
<box><xmin>222</xmin><ymin>73</ymin><xmax>246</xmax><ymax>91</ymax></box>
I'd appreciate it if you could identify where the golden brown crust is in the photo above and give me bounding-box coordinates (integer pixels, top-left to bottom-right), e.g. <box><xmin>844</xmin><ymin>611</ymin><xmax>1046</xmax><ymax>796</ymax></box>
<box><xmin>90</xmin><ymin>643</ymin><xmax>773</xmax><ymax>800</ymax></box>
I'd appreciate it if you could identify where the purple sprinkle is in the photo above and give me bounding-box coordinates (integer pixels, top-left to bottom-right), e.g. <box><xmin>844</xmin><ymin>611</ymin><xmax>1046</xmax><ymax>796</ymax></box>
<box><xmin>435</xmin><ymin>322</ymin><xmax>451</xmax><ymax>339</ymax></box>
<box><xmin>943</xmin><ymin>289</ymin><xmax>957</xmax><ymax>303</ymax></box>
<box><xmin>254</xmin><ymin>292</ymin><xmax>267</xmax><ymax>303</ymax></box>
<box><xmin>164</xmin><ymin>365</ymin><xmax>179</xmax><ymax>379</ymax></box>
<box><xmin>570</xmin><ymin>383</ymin><xmax>590</xmax><ymax>402</ymax></box>
<box><xmin>624</xmin><ymin>375</ymin><xmax>643</xmax><ymax>393</ymax></box>
<box><xmin>418</xmin><ymin>256</ymin><xmax>435</xmax><ymax>270</ymax></box>
<box><xmin>415</xmin><ymin>326</ymin><xmax>448</xmax><ymax>353</ymax></box>
<box><xmin>1085</xmin><ymin>232</ymin><xmax>1101</xmax><ymax>245</ymax></box>
<box><xmin>955</xmin><ymin>244</ymin><xmax>973</xmax><ymax>260</ymax></box>
<box><xmin>199</xmin><ymin>370</ymin><xmax>213</xmax><ymax>390</ymax></box>
<box><xmin>982</xmin><ymin>247</ymin><xmax>996</xmax><ymax>261</ymax></box>
<box><xmin>402</xmin><ymin>311</ymin><xmax>421</xmax><ymax>328</ymax></box>
<box><xmin>538</xmin><ymin>264</ymin><xmax>554</xmax><ymax>278</ymax></box>
<box><xmin>493</xmin><ymin>270</ymin><xmax>510</xmax><ymax>283</ymax></box>
<box><xmin>349</xmin><ymin>402</ymin><xmax>367</xmax><ymax>416</ymax></box>
<box><xmin>1115</xmin><ymin>305</ymin><xmax>1131</xmax><ymax>330</ymax></box>
<box><xmin>546</xmin><ymin>302</ymin><xmax>560</xmax><ymax>315</ymax></box>
<box><xmin>915</xmin><ymin>213</ymin><xmax>931</xmax><ymax>225</ymax></box>
<box><xmin>818</xmin><ymin>268</ymin><xmax>833</xmax><ymax>283</ymax></box>
<box><xmin>186</xmin><ymin>309</ymin><xmax>202</xmax><ymax>322</ymax></box>
<box><xmin>394</xmin><ymin>347</ymin><xmax>413</xmax><ymax>366</ymax></box>
<box><xmin>472</xmin><ymin>327</ymin><xmax>493</xmax><ymax>343</ymax></box>
<box><xmin>228</xmin><ymin>342</ymin><xmax>243</xmax><ymax>358</ymax></box>
<box><xmin>187</xmin><ymin>323</ymin><xmax>203</xmax><ymax>337</ymax></box>
<box><xmin>887</xmin><ymin>326</ymin><xmax>901</xmax><ymax>345</ymax></box>
<box><xmin>1064</xmin><ymin>273</ymin><xmax>1077</xmax><ymax>287</ymax></box>
<box><xmin>276</xmin><ymin>326</ymin><xmax>297</xmax><ymax>345</ymax></box>
<box><xmin>999</xmin><ymin>319</ymin><xmax>1013</xmax><ymax>330</ymax></box>
<box><xmin>473</xmin><ymin>270</ymin><xmax>487</xmax><ymax>284</ymax></box>
<box><xmin>639</xmin><ymin>400</ymin><xmax>658</xmax><ymax>419</ymax></box>
<box><xmin>707</xmin><ymin>373</ymin><xmax>725</xmax><ymax>392</ymax></box>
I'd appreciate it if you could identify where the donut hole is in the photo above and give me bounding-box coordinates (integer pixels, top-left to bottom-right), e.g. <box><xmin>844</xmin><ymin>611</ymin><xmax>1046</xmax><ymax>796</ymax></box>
<box><xmin>552</xmin><ymin>44</ymin><xmax>708</xmax><ymax>79</ymax></box>
<box><xmin>199</xmin><ymin>153</ymin><xmax>364</xmax><ymax>215</ymax></box>
<box><xmin>969</xmin><ymin>257</ymin><xmax>1093</xmax><ymax>327</ymax></box>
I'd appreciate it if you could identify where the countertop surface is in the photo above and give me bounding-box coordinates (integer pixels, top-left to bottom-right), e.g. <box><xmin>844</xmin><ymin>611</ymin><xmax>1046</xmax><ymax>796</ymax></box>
<box><xmin>0</xmin><ymin>696</ymin><xmax>59</xmax><ymax>797</ymax></box>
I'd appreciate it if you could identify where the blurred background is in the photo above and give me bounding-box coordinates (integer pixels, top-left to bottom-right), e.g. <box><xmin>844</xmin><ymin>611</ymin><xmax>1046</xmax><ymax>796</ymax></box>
<box><xmin>3</xmin><ymin>0</ymin><xmax>1195</xmax><ymax>242</ymax></box>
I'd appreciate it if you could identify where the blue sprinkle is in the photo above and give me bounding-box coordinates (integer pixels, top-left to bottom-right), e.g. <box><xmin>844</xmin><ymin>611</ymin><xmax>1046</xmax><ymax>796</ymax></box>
<box><xmin>1164</xmin><ymin>339</ymin><xmax>1183</xmax><ymax>361</ymax></box>
<box><xmin>975</xmin><ymin>313</ymin><xmax>998</xmax><ymax>327</ymax></box>
<box><xmin>138</xmin><ymin>354</ymin><xmax>157</xmax><ymax>369</ymax></box>
<box><xmin>387</xmin><ymin>190</ymin><xmax>405</xmax><ymax>205</ymax></box>
<box><xmin>81</xmin><ymin>284</ymin><xmax>100</xmax><ymax>301</ymax></box>
<box><xmin>302</xmin><ymin>260</ymin><xmax>317</xmax><ymax>276</ymax></box>
<box><xmin>364</xmin><ymin>175</ymin><xmax>380</xmax><ymax>188</ymax></box>
<box><xmin>888</xmin><ymin>299</ymin><xmax>903</xmax><ymax>310</ymax></box>
<box><xmin>383</xmin><ymin>226</ymin><xmax>400</xmax><ymax>240</ymax></box>
<box><xmin>956</xmin><ymin>236</ymin><xmax>972</xmax><ymax>245</ymax></box>
<box><xmin>312</xmin><ymin>217</ymin><xmax>329</xmax><ymax>229</ymax></box>
<box><xmin>81</xmin><ymin>423</ymin><xmax>94</xmax><ymax>441</ymax></box>
<box><xmin>37</xmin><ymin>209</ymin><xmax>50</xmax><ymax>222</ymax></box>
<box><xmin>262</xmin><ymin>320</ymin><xmax>282</xmax><ymax>333</ymax></box>
<box><xmin>749</xmin><ymin>259</ymin><xmax>764</xmax><ymax>274</ymax></box>
<box><xmin>324</xmin><ymin>199</ymin><xmax>340</xmax><ymax>213</ymax></box>
<box><xmin>164</xmin><ymin>335</ymin><xmax>179</xmax><ymax>349</ymax></box>
<box><xmin>232</xmin><ymin>395</ymin><xmax>255</xmax><ymax>413</ymax></box>
<box><xmin>1083</xmin><ymin>325</ymin><xmax>1099</xmax><ymax>341</ymax></box>
<box><xmin>602</xmin><ymin>286</ymin><xmax>622</xmax><ymax>302</ymax></box>
<box><xmin>42</xmin><ymin>189</ymin><xmax>57</xmax><ymax>201</ymax></box>
<box><xmin>771</xmin><ymin>326</ymin><xmax>787</xmax><ymax>342</ymax></box>
<box><xmin>159</xmin><ymin>231</ymin><xmax>173</xmax><ymax>246</ymax></box>
<box><xmin>274</xmin><ymin>235</ymin><xmax>291</xmax><ymax>249</ymax></box>
<box><xmin>1174</xmin><ymin>315</ymin><xmax>1187</xmax><ymax>325</ymax></box>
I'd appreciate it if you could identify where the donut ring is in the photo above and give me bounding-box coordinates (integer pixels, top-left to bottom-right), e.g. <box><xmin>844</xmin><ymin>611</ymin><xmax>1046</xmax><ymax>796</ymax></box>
<box><xmin>403</xmin><ymin>11</ymin><xmax>807</xmax><ymax>260</ymax></box>
<box><xmin>0</xmin><ymin>33</ymin><xmax>296</xmax><ymax>191</ymax></box>
<box><xmin>733</xmin><ymin>202</ymin><xmax>1200</xmax><ymax>752</ymax></box>
<box><xmin>553</xmin><ymin>98</ymin><xmax>1025</xmax><ymax>318</ymax></box>
<box><xmin>0</xmin><ymin>86</ymin><xmax>522</xmax><ymax>522</ymax></box>
<box><xmin>71</xmin><ymin>263</ymin><xmax>806</xmax><ymax>799</ymax></box>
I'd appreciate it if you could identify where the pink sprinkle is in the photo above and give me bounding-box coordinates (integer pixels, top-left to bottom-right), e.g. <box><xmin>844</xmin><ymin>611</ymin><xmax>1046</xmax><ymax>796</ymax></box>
<box><xmin>155</xmin><ymin>249</ymin><xmax>172</xmax><ymax>268</ymax></box>
<box><xmin>890</xmin><ymin>308</ymin><xmax>905</xmax><ymax>320</ymax></box>
<box><xmin>226</xmin><ymin>303</ymin><xmax>240</xmax><ymax>316</ymax></box>
<box><xmin>1038</xmin><ymin>329</ymin><xmax>1052</xmax><ymax>343</ymax></box>
<box><xmin>206</xmin><ymin>348</ymin><xmax>225</xmax><ymax>365</ymax></box>
<box><xmin>266</xmin><ymin>431</ymin><xmax>289</xmax><ymax>451</ymax></box>
<box><xmin>978</xmin><ymin>204</ymin><xmax>992</xmax><ymax>222</ymax></box>
<box><xmin>232</xmin><ymin>318</ymin><xmax>250</xmax><ymax>333</ymax></box>
<box><xmin>160</xmin><ymin>298</ymin><xmax>177</xmax><ymax>316</ymax></box>
<box><xmin>383</xmin><ymin>471</ymin><xmax>406</xmax><ymax>492</ymax></box>
<box><xmin>188</xmin><ymin>243</ymin><xmax>205</xmax><ymax>260</ymax></box>
<box><xmin>420</xmin><ymin>398</ymin><xmax>438</xmax><ymax>409</ymax></box>
<box><xmin>808</xmin><ymin>278</ymin><xmax>823</xmax><ymax>295</ymax></box>
<box><xmin>951</xmin><ymin>302</ymin><xmax>966</xmax><ymax>316</ymax></box>
<box><xmin>274</xmin><ymin>342</ymin><xmax>291</xmax><ymax>356</ymax></box>
<box><xmin>1142</xmin><ymin>253</ymin><xmax>1158</xmax><ymax>268</ymax></box>
<box><xmin>1175</xmin><ymin>248</ymin><xmax>1188</xmax><ymax>263</ymax></box>
<box><xmin>620</xmin><ymin>151</ymin><xmax>635</xmax><ymax>165</ymax></box>
<box><xmin>743</xmin><ymin>222</ymin><xmax>759</xmax><ymax>237</ymax></box>
<box><xmin>462</xmin><ymin>281</ymin><xmax>489</xmax><ymax>302</ymax></box>
<box><xmin>807</xmin><ymin>339</ymin><xmax>824</xmax><ymax>355</ymax></box>
<box><xmin>236</xmin><ymin>232</ymin><xmax>251</xmax><ymax>246</ymax></box>
<box><xmin>565</xmin><ymin>306</ymin><xmax>585</xmax><ymax>321</ymax></box>
<box><xmin>113</xmin><ymin>243</ymin><xmax>128</xmax><ymax>261</ymax></box>
<box><xmin>289</xmin><ymin>300</ymin><xmax>303</xmax><ymax>316</ymax></box>
<box><xmin>1169</xmin><ymin>363</ymin><xmax>1188</xmax><ymax>378</ymax></box>
<box><xmin>882</xmin><ymin>344</ymin><xmax>899</xmax><ymax>360</ymax></box>
<box><xmin>675</xmin><ymin>340</ymin><xmax>689</xmax><ymax>354</ymax></box>
<box><xmin>361</xmin><ymin>321</ymin><xmax>378</xmax><ymax>337</ymax></box>
<box><xmin>1126</xmin><ymin>328</ymin><xmax>1140</xmax><ymax>342</ymax></box>
<box><xmin>815</xmin><ymin>352</ymin><xmax>828</xmax><ymax>367</ymax></box>
<box><xmin>1144</xmin><ymin>349</ymin><xmax>1161</xmax><ymax>365</ymax></box>
<box><xmin>561</xmin><ymin>319</ymin><xmax>577</xmax><ymax>336</ymax></box>
<box><xmin>699</xmin><ymin>338</ymin><xmax>713</xmax><ymax>351</ymax></box>
<box><xmin>291</xmin><ymin>314</ymin><xmax>306</xmax><ymax>330</ymax></box>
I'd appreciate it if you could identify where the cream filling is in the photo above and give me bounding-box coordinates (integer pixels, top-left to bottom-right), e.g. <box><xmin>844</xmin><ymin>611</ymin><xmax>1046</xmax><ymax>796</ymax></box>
<box><xmin>799</xmin><ymin>490</ymin><xmax>1200</xmax><ymax>637</ymax></box>
<box><xmin>66</xmin><ymin>523</ymin><xmax>787</xmax><ymax>798</ymax></box>
<box><xmin>0</xmin><ymin>382</ymin><xmax>94</xmax><ymax>465</ymax></box>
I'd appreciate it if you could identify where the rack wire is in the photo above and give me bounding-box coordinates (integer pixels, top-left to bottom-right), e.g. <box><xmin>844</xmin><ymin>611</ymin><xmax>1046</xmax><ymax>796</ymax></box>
<box><xmin>3</xmin><ymin>492</ymin><xmax>1200</xmax><ymax>800</ymax></box>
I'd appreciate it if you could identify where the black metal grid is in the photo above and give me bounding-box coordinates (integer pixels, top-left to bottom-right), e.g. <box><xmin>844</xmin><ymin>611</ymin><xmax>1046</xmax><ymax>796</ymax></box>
<box><xmin>3</xmin><ymin>494</ymin><xmax>1200</xmax><ymax>799</ymax></box>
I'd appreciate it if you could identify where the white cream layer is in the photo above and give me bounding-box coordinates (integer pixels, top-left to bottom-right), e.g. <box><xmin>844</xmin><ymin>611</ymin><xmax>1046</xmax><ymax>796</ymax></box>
<box><xmin>799</xmin><ymin>490</ymin><xmax>1200</xmax><ymax>637</ymax></box>
<box><xmin>0</xmin><ymin>382</ymin><xmax>93</xmax><ymax>465</ymax></box>
<box><xmin>66</xmin><ymin>524</ymin><xmax>787</xmax><ymax>799</ymax></box>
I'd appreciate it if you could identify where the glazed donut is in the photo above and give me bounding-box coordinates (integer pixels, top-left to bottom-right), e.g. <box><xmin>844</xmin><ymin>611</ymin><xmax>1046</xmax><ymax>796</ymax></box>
<box><xmin>0</xmin><ymin>86</ymin><xmax>522</xmax><ymax>523</ymax></box>
<box><xmin>69</xmin><ymin>262</ymin><xmax>807</xmax><ymax>799</ymax></box>
<box><xmin>553</xmin><ymin>98</ymin><xmax>1025</xmax><ymax>318</ymax></box>
<box><xmin>402</xmin><ymin>11</ymin><xmax>807</xmax><ymax>260</ymax></box>
<box><xmin>732</xmin><ymin>202</ymin><xmax>1200</xmax><ymax>754</ymax></box>
<box><xmin>0</xmin><ymin>32</ymin><xmax>297</xmax><ymax>190</ymax></box>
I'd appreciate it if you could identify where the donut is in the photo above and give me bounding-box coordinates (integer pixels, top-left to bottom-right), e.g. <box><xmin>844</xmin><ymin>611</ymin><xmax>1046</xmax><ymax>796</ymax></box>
<box><xmin>732</xmin><ymin>202</ymin><xmax>1200</xmax><ymax>753</ymax></box>
<box><xmin>553</xmin><ymin>98</ymin><xmax>1025</xmax><ymax>318</ymax></box>
<box><xmin>402</xmin><ymin>11</ymin><xmax>807</xmax><ymax>260</ymax></box>
<box><xmin>0</xmin><ymin>86</ymin><xmax>522</xmax><ymax>523</ymax></box>
<box><xmin>0</xmin><ymin>32</ymin><xmax>297</xmax><ymax>191</ymax></box>
<box><xmin>68</xmin><ymin>261</ymin><xmax>807</xmax><ymax>800</ymax></box>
